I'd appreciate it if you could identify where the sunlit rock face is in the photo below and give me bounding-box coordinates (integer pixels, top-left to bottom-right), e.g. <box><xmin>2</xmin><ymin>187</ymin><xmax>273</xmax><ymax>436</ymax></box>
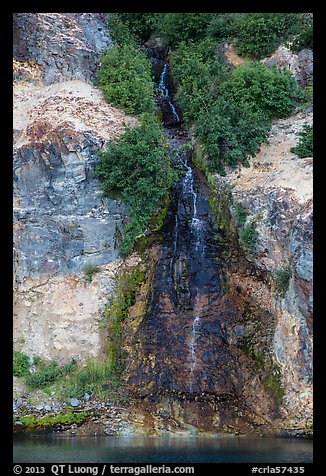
<box><xmin>222</xmin><ymin>110</ymin><xmax>313</xmax><ymax>428</ymax></box>
<box><xmin>13</xmin><ymin>13</ymin><xmax>112</xmax><ymax>85</ymax></box>
<box><xmin>13</xmin><ymin>13</ymin><xmax>136</xmax><ymax>363</ymax></box>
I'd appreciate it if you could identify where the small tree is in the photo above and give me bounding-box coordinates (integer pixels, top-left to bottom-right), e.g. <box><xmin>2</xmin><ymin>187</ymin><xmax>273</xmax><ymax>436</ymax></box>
<box><xmin>95</xmin><ymin>113</ymin><xmax>177</xmax><ymax>255</ymax></box>
<box><xmin>291</xmin><ymin>125</ymin><xmax>313</xmax><ymax>158</ymax></box>
<box><xmin>97</xmin><ymin>44</ymin><xmax>156</xmax><ymax>114</ymax></box>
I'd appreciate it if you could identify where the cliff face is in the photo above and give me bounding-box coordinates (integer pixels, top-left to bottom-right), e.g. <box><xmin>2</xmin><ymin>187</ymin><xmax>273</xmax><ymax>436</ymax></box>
<box><xmin>13</xmin><ymin>13</ymin><xmax>136</xmax><ymax>363</ymax></box>
<box><xmin>221</xmin><ymin>111</ymin><xmax>313</xmax><ymax>428</ymax></box>
<box><xmin>13</xmin><ymin>13</ymin><xmax>112</xmax><ymax>85</ymax></box>
<box><xmin>13</xmin><ymin>15</ymin><xmax>313</xmax><ymax>435</ymax></box>
<box><xmin>215</xmin><ymin>43</ymin><xmax>313</xmax><ymax>429</ymax></box>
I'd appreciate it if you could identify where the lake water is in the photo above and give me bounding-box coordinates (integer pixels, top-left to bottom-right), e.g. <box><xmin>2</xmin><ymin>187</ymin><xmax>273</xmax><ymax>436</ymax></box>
<box><xmin>13</xmin><ymin>436</ymin><xmax>313</xmax><ymax>463</ymax></box>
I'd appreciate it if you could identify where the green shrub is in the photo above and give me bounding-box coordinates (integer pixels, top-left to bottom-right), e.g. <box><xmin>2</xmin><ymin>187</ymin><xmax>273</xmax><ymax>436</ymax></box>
<box><xmin>273</xmin><ymin>268</ymin><xmax>292</xmax><ymax>297</ymax></box>
<box><xmin>170</xmin><ymin>41</ymin><xmax>302</xmax><ymax>172</ymax></box>
<box><xmin>169</xmin><ymin>38</ymin><xmax>229</xmax><ymax>125</ymax></box>
<box><xmin>97</xmin><ymin>44</ymin><xmax>156</xmax><ymax>114</ymax></box>
<box><xmin>302</xmin><ymin>84</ymin><xmax>313</xmax><ymax>108</ymax></box>
<box><xmin>290</xmin><ymin>124</ymin><xmax>313</xmax><ymax>158</ymax></box>
<box><xmin>235</xmin><ymin>203</ymin><xmax>249</xmax><ymax>228</ymax></box>
<box><xmin>25</xmin><ymin>361</ymin><xmax>61</xmax><ymax>388</ymax></box>
<box><xmin>158</xmin><ymin>13</ymin><xmax>215</xmax><ymax>47</ymax></box>
<box><xmin>290</xmin><ymin>19</ymin><xmax>313</xmax><ymax>52</ymax></box>
<box><xmin>194</xmin><ymin>98</ymin><xmax>271</xmax><ymax>173</ymax></box>
<box><xmin>13</xmin><ymin>351</ymin><xmax>30</xmax><ymax>378</ymax></box>
<box><xmin>95</xmin><ymin>113</ymin><xmax>177</xmax><ymax>255</ymax></box>
<box><xmin>24</xmin><ymin>358</ymin><xmax>77</xmax><ymax>389</ymax></box>
<box><xmin>224</xmin><ymin>62</ymin><xmax>303</xmax><ymax>118</ymax></box>
<box><xmin>83</xmin><ymin>264</ymin><xmax>101</xmax><ymax>283</ymax></box>
<box><xmin>115</xmin><ymin>13</ymin><xmax>164</xmax><ymax>42</ymax></box>
<box><xmin>107</xmin><ymin>13</ymin><xmax>136</xmax><ymax>46</ymax></box>
<box><xmin>234</xmin><ymin>13</ymin><xmax>304</xmax><ymax>59</ymax></box>
<box><xmin>239</xmin><ymin>220</ymin><xmax>259</xmax><ymax>254</ymax></box>
<box><xmin>104</xmin><ymin>265</ymin><xmax>146</xmax><ymax>375</ymax></box>
<box><xmin>206</xmin><ymin>13</ymin><xmax>243</xmax><ymax>41</ymax></box>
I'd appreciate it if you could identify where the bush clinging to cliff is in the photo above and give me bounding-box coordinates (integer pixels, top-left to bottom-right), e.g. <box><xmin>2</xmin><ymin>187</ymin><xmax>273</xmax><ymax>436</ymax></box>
<box><xmin>95</xmin><ymin>113</ymin><xmax>177</xmax><ymax>255</ymax></box>
<box><xmin>97</xmin><ymin>43</ymin><xmax>156</xmax><ymax>114</ymax></box>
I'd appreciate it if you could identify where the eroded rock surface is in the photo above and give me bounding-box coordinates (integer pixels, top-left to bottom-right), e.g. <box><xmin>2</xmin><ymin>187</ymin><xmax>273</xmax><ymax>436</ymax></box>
<box><xmin>13</xmin><ymin>13</ymin><xmax>135</xmax><ymax>362</ymax></box>
<box><xmin>222</xmin><ymin>111</ymin><xmax>313</xmax><ymax>428</ymax></box>
<box><xmin>13</xmin><ymin>13</ymin><xmax>112</xmax><ymax>85</ymax></box>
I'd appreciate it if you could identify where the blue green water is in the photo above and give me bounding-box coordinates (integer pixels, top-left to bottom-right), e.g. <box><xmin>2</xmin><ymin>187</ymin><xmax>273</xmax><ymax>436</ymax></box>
<box><xmin>13</xmin><ymin>436</ymin><xmax>313</xmax><ymax>463</ymax></box>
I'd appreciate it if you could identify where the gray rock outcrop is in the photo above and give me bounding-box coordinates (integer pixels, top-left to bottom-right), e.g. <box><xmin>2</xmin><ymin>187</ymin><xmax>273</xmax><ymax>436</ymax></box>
<box><xmin>13</xmin><ymin>13</ymin><xmax>112</xmax><ymax>85</ymax></box>
<box><xmin>13</xmin><ymin>14</ymin><xmax>136</xmax><ymax>363</ymax></box>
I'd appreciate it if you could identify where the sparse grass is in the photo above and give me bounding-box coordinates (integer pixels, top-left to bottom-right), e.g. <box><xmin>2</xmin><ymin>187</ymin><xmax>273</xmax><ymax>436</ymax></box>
<box><xmin>13</xmin><ymin>351</ymin><xmax>30</xmax><ymax>378</ymax></box>
<box><xmin>13</xmin><ymin>411</ymin><xmax>90</xmax><ymax>431</ymax></box>
<box><xmin>83</xmin><ymin>264</ymin><xmax>101</xmax><ymax>283</ymax></box>
<box><xmin>59</xmin><ymin>358</ymin><xmax>119</xmax><ymax>400</ymax></box>
<box><xmin>103</xmin><ymin>265</ymin><xmax>146</xmax><ymax>376</ymax></box>
<box><xmin>273</xmin><ymin>267</ymin><xmax>292</xmax><ymax>298</ymax></box>
<box><xmin>290</xmin><ymin>124</ymin><xmax>313</xmax><ymax>158</ymax></box>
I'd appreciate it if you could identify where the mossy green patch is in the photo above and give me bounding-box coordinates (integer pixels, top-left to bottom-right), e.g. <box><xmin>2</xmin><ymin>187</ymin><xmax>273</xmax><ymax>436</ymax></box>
<box><xmin>273</xmin><ymin>267</ymin><xmax>292</xmax><ymax>298</ymax></box>
<box><xmin>103</xmin><ymin>264</ymin><xmax>147</xmax><ymax>376</ymax></box>
<box><xmin>13</xmin><ymin>351</ymin><xmax>30</xmax><ymax>378</ymax></box>
<box><xmin>14</xmin><ymin>411</ymin><xmax>90</xmax><ymax>431</ymax></box>
<box><xmin>262</xmin><ymin>369</ymin><xmax>285</xmax><ymax>405</ymax></box>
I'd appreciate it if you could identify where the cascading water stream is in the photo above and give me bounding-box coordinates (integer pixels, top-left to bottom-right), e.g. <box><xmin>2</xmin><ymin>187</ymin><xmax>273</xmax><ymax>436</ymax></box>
<box><xmin>189</xmin><ymin>315</ymin><xmax>200</xmax><ymax>391</ymax></box>
<box><xmin>127</xmin><ymin>53</ymin><xmax>232</xmax><ymax>399</ymax></box>
<box><xmin>157</xmin><ymin>63</ymin><xmax>180</xmax><ymax>125</ymax></box>
<box><xmin>157</xmin><ymin>62</ymin><xmax>208</xmax><ymax>388</ymax></box>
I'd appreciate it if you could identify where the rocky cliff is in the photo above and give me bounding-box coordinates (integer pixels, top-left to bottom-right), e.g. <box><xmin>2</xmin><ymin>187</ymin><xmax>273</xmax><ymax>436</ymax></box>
<box><xmin>214</xmin><ymin>44</ymin><xmax>313</xmax><ymax>429</ymax></box>
<box><xmin>13</xmin><ymin>15</ymin><xmax>313</xmax><ymax>436</ymax></box>
<box><xmin>13</xmin><ymin>13</ymin><xmax>136</xmax><ymax>364</ymax></box>
<box><xmin>223</xmin><ymin>111</ymin><xmax>313</xmax><ymax>429</ymax></box>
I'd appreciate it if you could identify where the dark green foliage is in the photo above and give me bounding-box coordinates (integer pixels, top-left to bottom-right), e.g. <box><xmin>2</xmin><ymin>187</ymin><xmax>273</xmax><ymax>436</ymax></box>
<box><xmin>273</xmin><ymin>268</ymin><xmax>292</xmax><ymax>297</ymax></box>
<box><xmin>239</xmin><ymin>220</ymin><xmax>259</xmax><ymax>254</ymax></box>
<box><xmin>206</xmin><ymin>13</ymin><xmax>243</xmax><ymax>41</ymax></box>
<box><xmin>291</xmin><ymin>125</ymin><xmax>313</xmax><ymax>158</ymax></box>
<box><xmin>116</xmin><ymin>13</ymin><xmax>164</xmax><ymax>42</ymax></box>
<box><xmin>234</xmin><ymin>13</ymin><xmax>305</xmax><ymax>59</ymax></box>
<box><xmin>289</xmin><ymin>18</ymin><xmax>313</xmax><ymax>52</ymax></box>
<box><xmin>95</xmin><ymin>113</ymin><xmax>177</xmax><ymax>255</ymax></box>
<box><xmin>158</xmin><ymin>13</ymin><xmax>215</xmax><ymax>47</ymax></box>
<box><xmin>170</xmin><ymin>41</ymin><xmax>302</xmax><ymax>172</ymax></box>
<box><xmin>83</xmin><ymin>264</ymin><xmax>101</xmax><ymax>283</ymax></box>
<box><xmin>107</xmin><ymin>13</ymin><xmax>136</xmax><ymax>46</ymax></box>
<box><xmin>195</xmin><ymin>98</ymin><xmax>271</xmax><ymax>173</ymax></box>
<box><xmin>225</xmin><ymin>62</ymin><xmax>304</xmax><ymax>118</ymax></box>
<box><xmin>169</xmin><ymin>38</ymin><xmax>229</xmax><ymax>125</ymax></box>
<box><xmin>13</xmin><ymin>351</ymin><xmax>30</xmax><ymax>378</ymax></box>
<box><xmin>97</xmin><ymin>44</ymin><xmax>156</xmax><ymax>114</ymax></box>
<box><xmin>302</xmin><ymin>84</ymin><xmax>313</xmax><ymax>108</ymax></box>
<box><xmin>24</xmin><ymin>358</ymin><xmax>77</xmax><ymax>389</ymax></box>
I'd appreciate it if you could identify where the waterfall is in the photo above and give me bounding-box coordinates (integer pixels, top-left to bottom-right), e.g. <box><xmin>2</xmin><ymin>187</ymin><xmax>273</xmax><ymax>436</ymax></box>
<box><xmin>180</xmin><ymin>155</ymin><xmax>205</xmax><ymax>254</ymax></box>
<box><xmin>127</xmin><ymin>49</ymin><xmax>225</xmax><ymax>399</ymax></box>
<box><xmin>158</xmin><ymin>62</ymin><xmax>180</xmax><ymax>125</ymax></box>
<box><xmin>189</xmin><ymin>316</ymin><xmax>200</xmax><ymax>391</ymax></box>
